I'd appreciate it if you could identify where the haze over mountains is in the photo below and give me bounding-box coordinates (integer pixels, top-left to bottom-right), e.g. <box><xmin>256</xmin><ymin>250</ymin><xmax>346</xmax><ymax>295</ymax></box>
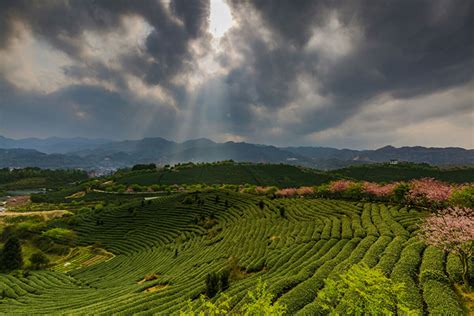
<box><xmin>0</xmin><ymin>136</ymin><xmax>472</xmax><ymax>171</ymax></box>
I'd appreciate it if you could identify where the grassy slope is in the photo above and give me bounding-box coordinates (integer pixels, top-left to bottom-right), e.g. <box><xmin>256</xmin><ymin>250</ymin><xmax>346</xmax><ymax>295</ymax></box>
<box><xmin>0</xmin><ymin>191</ymin><xmax>468</xmax><ymax>314</ymax></box>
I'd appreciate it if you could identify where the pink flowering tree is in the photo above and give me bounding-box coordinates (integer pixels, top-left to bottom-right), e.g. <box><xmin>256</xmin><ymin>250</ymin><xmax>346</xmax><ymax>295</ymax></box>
<box><xmin>419</xmin><ymin>207</ymin><xmax>474</xmax><ymax>287</ymax></box>
<box><xmin>254</xmin><ymin>186</ymin><xmax>267</xmax><ymax>194</ymax></box>
<box><xmin>275</xmin><ymin>188</ymin><xmax>298</xmax><ymax>198</ymax></box>
<box><xmin>362</xmin><ymin>182</ymin><xmax>397</xmax><ymax>199</ymax></box>
<box><xmin>407</xmin><ymin>178</ymin><xmax>453</xmax><ymax>209</ymax></box>
<box><xmin>329</xmin><ymin>180</ymin><xmax>354</xmax><ymax>193</ymax></box>
<box><xmin>296</xmin><ymin>186</ymin><xmax>314</xmax><ymax>196</ymax></box>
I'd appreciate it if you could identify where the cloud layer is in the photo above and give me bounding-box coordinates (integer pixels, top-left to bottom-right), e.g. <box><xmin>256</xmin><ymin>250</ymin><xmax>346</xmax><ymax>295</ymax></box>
<box><xmin>0</xmin><ymin>0</ymin><xmax>472</xmax><ymax>148</ymax></box>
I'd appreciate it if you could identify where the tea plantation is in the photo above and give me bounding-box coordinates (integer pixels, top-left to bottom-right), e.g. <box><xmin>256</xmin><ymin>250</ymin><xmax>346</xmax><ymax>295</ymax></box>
<box><xmin>0</xmin><ymin>191</ymin><xmax>469</xmax><ymax>314</ymax></box>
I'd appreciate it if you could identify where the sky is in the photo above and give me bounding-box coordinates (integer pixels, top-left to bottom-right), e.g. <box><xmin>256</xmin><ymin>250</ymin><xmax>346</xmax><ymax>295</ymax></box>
<box><xmin>0</xmin><ymin>0</ymin><xmax>472</xmax><ymax>149</ymax></box>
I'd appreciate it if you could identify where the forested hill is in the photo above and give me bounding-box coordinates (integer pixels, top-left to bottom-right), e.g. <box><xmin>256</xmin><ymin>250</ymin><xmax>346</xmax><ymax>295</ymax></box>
<box><xmin>113</xmin><ymin>162</ymin><xmax>336</xmax><ymax>188</ymax></box>
<box><xmin>328</xmin><ymin>163</ymin><xmax>474</xmax><ymax>183</ymax></box>
<box><xmin>0</xmin><ymin>168</ymin><xmax>88</xmax><ymax>191</ymax></box>
<box><xmin>112</xmin><ymin>162</ymin><xmax>474</xmax><ymax>187</ymax></box>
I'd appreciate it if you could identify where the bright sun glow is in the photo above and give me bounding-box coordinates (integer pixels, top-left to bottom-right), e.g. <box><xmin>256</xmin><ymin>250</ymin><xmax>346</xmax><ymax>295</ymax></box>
<box><xmin>209</xmin><ymin>0</ymin><xmax>233</xmax><ymax>38</ymax></box>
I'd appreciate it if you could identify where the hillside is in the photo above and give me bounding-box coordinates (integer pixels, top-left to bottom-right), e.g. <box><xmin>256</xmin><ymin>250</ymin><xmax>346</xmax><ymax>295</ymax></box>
<box><xmin>114</xmin><ymin>162</ymin><xmax>337</xmax><ymax>187</ymax></box>
<box><xmin>329</xmin><ymin>163</ymin><xmax>474</xmax><ymax>183</ymax></box>
<box><xmin>0</xmin><ymin>190</ymin><xmax>469</xmax><ymax>314</ymax></box>
<box><xmin>112</xmin><ymin>162</ymin><xmax>474</xmax><ymax>188</ymax></box>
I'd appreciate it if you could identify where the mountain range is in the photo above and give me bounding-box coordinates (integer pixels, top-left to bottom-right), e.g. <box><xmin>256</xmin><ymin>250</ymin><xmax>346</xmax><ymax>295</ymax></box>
<box><xmin>0</xmin><ymin>136</ymin><xmax>472</xmax><ymax>171</ymax></box>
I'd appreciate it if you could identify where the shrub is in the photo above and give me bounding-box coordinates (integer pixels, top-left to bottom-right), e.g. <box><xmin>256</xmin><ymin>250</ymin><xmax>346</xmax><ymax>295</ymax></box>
<box><xmin>181</xmin><ymin>280</ymin><xmax>285</xmax><ymax>316</ymax></box>
<box><xmin>446</xmin><ymin>252</ymin><xmax>463</xmax><ymax>283</ymax></box>
<box><xmin>241</xmin><ymin>279</ymin><xmax>286</xmax><ymax>316</ymax></box>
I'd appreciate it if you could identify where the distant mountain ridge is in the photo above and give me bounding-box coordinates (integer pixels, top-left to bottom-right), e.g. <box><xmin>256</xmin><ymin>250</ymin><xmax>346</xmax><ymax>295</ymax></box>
<box><xmin>0</xmin><ymin>136</ymin><xmax>110</xmax><ymax>154</ymax></box>
<box><xmin>0</xmin><ymin>136</ymin><xmax>472</xmax><ymax>170</ymax></box>
<box><xmin>285</xmin><ymin>145</ymin><xmax>474</xmax><ymax>166</ymax></box>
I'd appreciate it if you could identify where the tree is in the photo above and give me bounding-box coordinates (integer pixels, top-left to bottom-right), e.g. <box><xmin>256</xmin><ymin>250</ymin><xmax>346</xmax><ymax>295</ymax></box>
<box><xmin>392</xmin><ymin>182</ymin><xmax>410</xmax><ymax>203</ymax></box>
<box><xmin>419</xmin><ymin>207</ymin><xmax>474</xmax><ymax>287</ymax></box>
<box><xmin>317</xmin><ymin>264</ymin><xmax>412</xmax><ymax>315</ymax></box>
<box><xmin>30</xmin><ymin>252</ymin><xmax>49</xmax><ymax>270</ymax></box>
<box><xmin>205</xmin><ymin>272</ymin><xmax>220</xmax><ymax>298</ymax></box>
<box><xmin>1</xmin><ymin>236</ymin><xmax>23</xmax><ymax>271</ymax></box>
<box><xmin>279</xmin><ymin>206</ymin><xmax>286</xmax><ymax>218</ymax></box>
<box><xmin>219</xmin><ymin>269</ymin><xmax>230</xmax><ymax>291</ymax></box>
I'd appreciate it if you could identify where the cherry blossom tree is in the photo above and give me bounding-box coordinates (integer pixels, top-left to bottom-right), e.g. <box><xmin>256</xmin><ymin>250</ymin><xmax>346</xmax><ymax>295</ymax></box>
<box><xmin>275</xmin><ymin>188</ymin><xmax>298</xmax><ymax>198</ymax></box>
<box><xmin>362</xmin><ymin>182</ymin><xmax>397</xmax><ymax>197</ymax></box>
<box><xmin>296</xmin><ymin>186</ymin><xmax>314</xmax><ymax>196</ymax></box>
<box><xmin>329</xmin><ymin>180</ymin><xmax>354</xmax><ymax>193</ymax></box>
<box><xmin>408</xmin><ymin>178</ymin><xmax>453</xmax><ymax>208</ymax></box>
<box><xmin>419</xmin><ymin>207</ymin><xmax>474</xmax><ymax>287</ymax></box>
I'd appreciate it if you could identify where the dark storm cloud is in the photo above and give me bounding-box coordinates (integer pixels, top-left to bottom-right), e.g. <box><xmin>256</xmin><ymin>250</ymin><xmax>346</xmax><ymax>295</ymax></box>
<box><xmin>223</xmin><ymin>0</ymin><xmax>473</xmax><ymax>137</ymax></box>
<box><xmin>0</xmin><ymin>78</ymin><xmax>178</xmax><ymax>139</ymax></box>
<box><xmin>252</xmin><ymin>0</ymin><xmax>473</xmax><ymax>98</ymax></box>
<box><xmin>0</xmin><ymin>0</ymin><xmax>210</xmax><ymax>85</ymax></box>
<box><xmin>325</xmin><ymin>0</ymin><xmax>474</xmax><ymax>98</ymax></box>
<box><xmin>0</xmin><ymin>0</ymin><xmax>210</xmax><ymax>139</ymax></box>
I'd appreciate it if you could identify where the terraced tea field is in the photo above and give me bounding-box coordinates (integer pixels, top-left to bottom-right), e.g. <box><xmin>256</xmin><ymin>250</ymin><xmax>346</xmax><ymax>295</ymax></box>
<box><xmin>0</xmin><ymin>191</ymin><xmax>468</xmax><ymax>314</ymax></box>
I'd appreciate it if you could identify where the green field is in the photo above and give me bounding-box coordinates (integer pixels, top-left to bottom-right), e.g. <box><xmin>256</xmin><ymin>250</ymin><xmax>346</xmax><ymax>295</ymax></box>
<box><xmin>0</xmin><ymin>191</ymin><xmax>469</xmax><ymax>314</ymax></box>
